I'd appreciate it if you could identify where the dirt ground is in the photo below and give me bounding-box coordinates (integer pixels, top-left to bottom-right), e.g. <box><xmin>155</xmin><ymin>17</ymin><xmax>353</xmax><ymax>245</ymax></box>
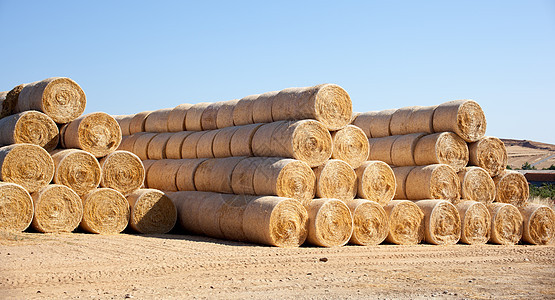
<box><xmin>1</xmin><ymin>231</ymin><xmax>553</xmax><ymax>300</ymax></box>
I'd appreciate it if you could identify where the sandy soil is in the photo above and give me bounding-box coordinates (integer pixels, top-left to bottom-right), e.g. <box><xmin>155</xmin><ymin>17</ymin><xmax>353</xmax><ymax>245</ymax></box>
<box><xmin>1</xmin><ymin>231</ymin><xmax>553</xmax><ymax>299</ymax></box>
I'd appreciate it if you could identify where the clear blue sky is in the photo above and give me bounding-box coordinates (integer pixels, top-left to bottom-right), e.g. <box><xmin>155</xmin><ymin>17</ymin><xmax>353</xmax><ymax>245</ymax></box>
<box><xmin>1</xmin><ymin>1</ymin><xmax>554</xmax><ymax>143</ymax></box>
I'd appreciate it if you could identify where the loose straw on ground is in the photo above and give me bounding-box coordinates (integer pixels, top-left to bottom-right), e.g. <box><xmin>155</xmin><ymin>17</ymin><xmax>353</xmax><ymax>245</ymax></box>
<box><xmin>330</xmin><ymin>125</ymin><xmax>369</xmax><ymax>169</ymax></box>
<box><xmin>405</xmin><ymin>164</ymin><xmax>461</xmax><ymax>202</ymax></box>
<box><xmin>80</xmin><ymin>188</ymin><xmax>130</xmax><ymax>234</ymax></box>
<box><xmin>51</xmin><ymin>149</ymin><xmax>102</xmax><ymax>196</ymax></box>
<box><xmin>62</xmin><ymin>112</ymin><xmax>122</xmax><ymax>158</ymax></box>
<box><xmin>456</xmin><ymin>200</ymin><xmax>491</xmax><ymax>245</ymax></box>
<box><xmin>0</xmin><ymin>144</ymin><xmax>54</xmax><ymax>193</ymax></box>
<box><xmin>384</xmin><ymin>200</ymin><xmax>424</xmax><ymax>245</ymax></box>
<box><xmin>468</xmin><ymin>136</ymin><xmax>507</xmax><ymax>177</ymax></box>
<box><xmin>0</xmin><ymin>111</ymin><xmax>59</xmax><ymax>151</ymax></box>
<box><xmin>487</xmin><ymin>202</ymin><xmax>523</xmax><ymax>245</ymax></box>
<box><xmin>313</xmin><ymin>159</ymin><xmax>357</xmax><ymax>201</ymax></box>
<box><xmin>415</xmin><ymin>200</ymin><xmax>461</xmax><ymax>245</ymax></box>
<box><xmin>413</xmin><ymin>132</ymin><xmax>469</xmax><ymax>172</ymax></box>
<box><xmin>31</xmin><ymin>184</ymin><xmax>83</xmax><ymax>233</ymax></box>
<box><xmin>519</xmin><ymin>203</ymin><xmax>555</xmax><ymax>245</ymax></box>
<box><xmin>0</xmin><ymin>182</ymin><xmax>33</xmax><ymax>232</ymax></box>
<box><xmin>345</xmin><ymin>199</ymin><xmax>388</xmax><ymax>245</ymax></box>
<box><xmin>355</xmin><ymin>161</ymin><xmax>396</xmax><ymax>206</ymax></box>
<box><xmin>99</xmin><ymin>150</ymin><xmax>145</xmax><ymax>195</ymax></box>
<box><xmin>458</xmin><ymin>167</ymin><xmax>495</xmax><ymax>204</ymax></box>
<box><xmin>493</xmin><ymin>170</ymin><xmax>529</xmax><ymax>207</ymax></box>
<box><xmin>306</xmin><ymin>198</ymin><xmax>353</xmax><ymax>247</ymax></box>
<box><xmin>351</xmin><ymin>109</ymin><xmax>395</xmax><ymax>138</ymax></box>
<box><xmin>126</xmin><ymin>189</ymin><xmax>177</xmax><ymax>234</ymax></box>
<box><xmin>433</xmin><ymin>99</ymin><xmax>487</xmax><ymax>142</ymax></box>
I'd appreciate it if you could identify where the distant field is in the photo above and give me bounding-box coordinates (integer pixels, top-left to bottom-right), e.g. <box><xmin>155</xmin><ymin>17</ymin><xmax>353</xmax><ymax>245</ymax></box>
<box><xmin>502</xmin><ymin>139</ymin><xmax>555</xmax><ymax>169</ymax></box>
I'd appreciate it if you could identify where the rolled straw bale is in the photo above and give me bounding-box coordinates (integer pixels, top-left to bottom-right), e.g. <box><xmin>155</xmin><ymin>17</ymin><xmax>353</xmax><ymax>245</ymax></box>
<box><xmin>218</xmin><ymin>194</ymin><xmax>253</xmax><ymax>241</ymax></box>
<box><xmin>0</xmin><ymin>144</ymin><xmax>54</xmax><ymax>193</ymax></box>
<box><xmin>126</xmin><ymin>188</ymin><xmax>177</xmax><ymax>234</ymax></box>
<box><xmin>519</xmin><ymin>203</ymin><xmax>555</xmax><ymax>245</ymax></box>
<box><xmin>165</xmin><ymin>131</ymin><xmax>193</xmax><ymax>159</ymax></box>
<box><xmin>62</xmin><ymin>112</ymin><xmax>122</xmax><ymax>158</ymax></box>
<box><xmin>116</xmin><ymin>135</ymin><xmax>133</xmax><ymax>152</ymax></box>
<box><xmin>0</xmin><ymin>182</ymin><xmax>33</xmax><ymax>232</ymax></box>
<box><xmin>146</xmin><ymin>159</ymin><xmax>182</xmax><ymax>191</ymax></box>
<box><xmin>200</xmin><ymin>102</ymin><xmax>224</xmax><ymax>130</ymax></box>
<box><xmin>305</xmin><ymin>198</ymin><xmax>353</xmax><ymax>247</ymax></box>
<box><xmin>51</xmin><ymin>149</ymin><xmax>101</xmax><ymax>196</ymax></box>
<box><xmin>389</xmin><ymin>106</ymin><xmax>419</xmax><ymax>136</ymax></box>
<box><xmin>433</xmin><ymin>99</ymin><xmax>486</xmax><ymax>142</ymax></box>
<box><xmin>384</xmin><ymin>200</ymin><xmax>424</xmax><ymax>245</ymax></box>
<box><xmin>144</xmin><ymin>108</ymin><xmax>172</xmax><ymax>133</ymax></box>
<box><xmin>99</xmin><ymin>150</ymin><xmax>145</xmax><ymax>195</ymax></box>
<box><xmin>185</xmin><ymin>102</ymin><xmax>210</xmax><ymax>131</ymax></box>
<box><xmin>141</xmin><ymin>160</ymin><xmax>155</xmax><ymax>187</ymax></box>
<box><xmin>405</xmin><ymin>164</ymin><xmax>461</xmax><ymax>202</ymax></box>
<box><xmin>352</xmin><ymin>109</ymin><xmax>396</xmax><ymax>138</ymax></box>
<box><xmin>15</xmin><ymin>77</ymin><xmax>86</xmax><ymax>124</ymax></box>
<box><xmin>355</xmin><ymin>161</ymin><xmax>396</xmax><ymax>206</ymax></box>
<box><xmin>112</xmin><ymin>115</ymin><xmax>133</xmax><ymax>136</ymax></box>
<box><xmin>345</xmin><ymin>199</ymin><xmax>388</xmax><ymax>246</ymax></box>
<box><xmin>167</xmin><ymin>103</ymin><xmax>192</xmax><ymax>132</ymax></box>
<box><xmin>330</xmin><ymin>125</ymin><xmax>369</xmax><ymax>169</ymax></box>
<box><xmin>212</xmin><ymin>126</ymin><xmax>239</xmax><ymax>158</ymax></box>
<box><xmin>391</xmin><ymin>133</ymin><xmax>426</xmax><ymax>166</ymax></box>
<box><xmin>180</xmin><ymin>131</ymin><xmax>205</xmax><ymax>159</ymax></box>
<box><xmin>492</xmin><ymin>170</ymin><xmax>529</xmax><ymax>207</ymax></box>
<box><xmin>252</xmin><ymin>91</ymin><xmax>277</xmax><ymax>123</ymax></box>
<box><xmin>31</xmin><ymin>184</ymin><xmax>83</xmax><ymax>233</ymax></box>
<box><xmin>0</xmin><ymin>91</ymin><xmax>7</xmax><ymax>119</ymax></box>
<box><xmin>252</xmin><ymin>121</ymin><xmax>284</xmax><ymax>157</ymax></box>
<box><xmin>175</xmin><ymin>158</ymin><xmax>207</xmax><ymax>191</ymax></box>
<box><xmin>231</xmin><ymin>157</ymin><xmax>266</xmax><ymax>195</ymax></box>
<box><xmin>313</xmin><ymin>159</ymin><xmax>357</xmax><ymax>201</ymax></box>
<box><xmin>413</xmin><ymin>132</ymin><xmax>469</xmax><ymax>172</ymax></box>
<box><xmin>414</xmin><ymin>200</ymin><xmax>461</xmax><ymax>245</ymax></box>
<box><xmin>3</xmin><ymin>85</ymin><xmax>26</xmax><ymax>119</ymax></box>
<box><xmin>132</xmin><ymin>132</ymin><xmax>157</xmax><ymax>160</ymax></box>
<box><xmin>367</xmin><ymin>136</ymin><xmax>397</xmax><ymax>165</ymax></box>
<box><xmin>80</xmin><ymin>188</ymin><xmax>130</xmax><ymax>234</ymax></box>
<box><xmin>487</xmin><ymin>202</ymin><xmax>523</xmax><ymax>245</ymax></box>
<box><xmin>468</xmin><ymin>136</ymin><xmax>507</xmax><ymax>177</ymax></box>
<box><xmin>389</xmin><ymin>106</ymin><xmax>436</xmax><ymax>135</ymax></box>
<box><xmin>196</xmin><ymin>192</ymin><xmax>228</xmax><ymax>238</ymax></box>
<box><xmin>392</xmin><ymin>166</ymin><xmax>415</xmax><ymax>200</ymax></box>
<box><xmin>216</xmin><ymin>99</ymin><xmax>240</xmax><ymax>129</ymax></box>
<box><xmin>129</xmin><ymin>111</ymin><xmax>152</xmax><ymax>134</ymax></box>
<box><xmin>194</xmin><ymin>157</ymin><xmax>245</xmax><ymax>194</ymax></box>
<box><xmin>0</xmin><ymin>110</ymin><xmax>59</xmax><ymax>151</ymax></box>
<box><xmin>230</xmin><ymin>123</ymin><xmax>263</xmax><ymax>157</ymax></box>
<box><xmin>196</xmin><ymin>129</ymin><xmax>218</xmax><ymax>158</ymax></box>
<box><xmin>456</xmin><ymin>201</ymin><xmax>491</xmax><ymax>245</ymax></box>
<box><xmin>170</xmin><ymin>191</ymin><xmax>208</xmax><ymax>235</ymax></box>
<box><xmin>458</xmin><ymin>167</ymin><xmax>495</xmax><ymax>204</ymax></box>
<box><xmin>147</xmin><ymin>133</ymin><xmax>174</xmax><ymax>160</ymax></box>
<box><xmin>233</xmin><ymin>95</ymin><xmax>257</xmax><ymax>126</ymax></box>
<box><xmin>253</xmin><ymin>158</ymin><xmax>316</xmax><ymax>205</ymax></box>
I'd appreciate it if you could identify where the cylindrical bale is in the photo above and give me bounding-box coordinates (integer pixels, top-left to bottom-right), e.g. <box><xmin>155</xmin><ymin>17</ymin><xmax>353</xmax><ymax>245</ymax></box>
<box><xmin>62</xmin><ymin>112</ymin><xmax>122</xmax><ymax>158</ymax></box>
<box><xmin>132</xmin><ymin>132</ymin><xmax>157</xmax><ymax>160</ymax></box>
<box><xmin>141</xmin><ymin>160</ymin><xmax>156</xmax><ymax>182</ymax></box>
<box><xmin>345</xmin><ymin>199</ymin><xmax>389</xmax><ymax>246</ymax></box>
<box><xmin>352</xmin><ymin>109</ymin><xmax>396</xmax><ymax>138</ymax></box>
<box><xmin>0</xmin><ymin>111</ymin><xmax>59</xmax><ymax>151</ymax></box>
<box><xmin>487</xmin><ymin>202</ymin><xmax>523</xmax><ymax>245</ymax></box>
<box><xmin>391</xmin><ymin>133</ymin><xmax>426</xmax><ymax>166</ymax></box>
<box><xmin>167</xmin><ymin>103</ymin><xmax>193</xmax><ymax>132</ymax></box>
<box><xmin>456</xmin><ymin>200</ymin><xmax>491</xmax><ymax>245</ymax></box>
<box><xmin>201</xmin><ymin>102</ymin><xmax>225</xmax><ymax>131</ymax></box>
<box><xmin>218</xmin><ymin>194</ymin><xmax>253</xmax><ymax>241</ymax></box>
<box><xmin>0</xmin><ymin>91</ymin><xmax>8</xmax><ymax>119</ymax></box>
<box><xmin>414</xmin><ymin>199</ymin><xmax>461</xmax><ymax>245</ymax></box>
<box><xmin>519</xmin><ymin>203</ymin><xmax>555</xmax><ymax>245</ymax></box>
<box><xmin>144</xmin><ymin>108</ymin><xmax>172</xmax><ymax>133</ymax></box>
<box><xmin>31</xmin><ymin>184</ymin><xmax>83</xmax><ymax>233</ymax></box>
<box><xmin>458</xmin><ymin>167</ymin><xmax>496</xmax><ymax>204</ymax></box>
<box><xmin>252</xmin><ymin>90</ymin><xmax>277</xmax><ymax>123</ymax></box>
<box><xmin>51</xmin><ymin>149</ymin><xmax>102</xmax><ymax>197</ymax></box>
<box><xmin>231</xmin><ymin>157</ymin><xmax>267</xmax><ymax>195</ymax></box>
<box><xmin>384</xmin><ymin>200</ymin><xmax>424</xmax><ymax>245</ymax></box>
<box><xmin>175</xmin><ymin>158</ymin><xmax>207</xmax><ymax>191</ymax></box>
<box><xmin>252</xmin><ymin>121</ymin><xmax>284</xmax><ymax>157</ymax></box>
<box><xmin>0</xmin><ymin>144</ymin><xmax>54</xmax><ymax>193</ymax></box>
<box><xmin>170</xmin><ymin>191</ymin><xmax>210</xmax><ymax>235</ymax></box>
<box><xmin>305</xmin><ymin>198</ymin><xmax>353</xmax><ymax>247</ymax></box>
<box><xmin>180</xmin><ymin>131</ymin><xmax>205</xmax><ymax>159</ymax></box>
<box><xmin>126</xmin><ymin>189</ymin><xmax>177</xmax><ymax>234</ymax></box>
<box><xmin>408</xmin><ymin>105</ymin><xmax>436</xmax><ymax>134</ymax></box>
<box><xmin>117</xmin><ymin>135</ymin><xmax>134</xmax><ymax>152</ymax></box>
<box><xmin>191</xmin><ymin>192</ymin><xmax>227</xmax><ymax>239</ymax></box>
<box><xmin>196</xmin><ymin>130</ymin><xmax>218</xmax><ymax>158</ymax></box>
<box><xmin>330</xmin><ymin>125</ymin><xmax>369</xmax><ymax>169</ymax></box>
<box><xmin>468</xmin><ymin>136</ymin><xmax>507</xmax><ymax>177</ymax></box>
<box><xmin>0</xmin><ymin>182</ymin><xmax>34</xmax><ymax>232</ymax></box>
<box><xmin>147</xmin><ymin>133</ymin><xmax>174</xmax><ymax>160</ymax></box>
<box><xmin>233</xmin><ymin>95</ymin><xmax>257</xmax><ymax>126</ymax></box>
<box><xmin>165</xmin><ymin>131</ymin><xmax>193</xmax><ymax>159</ymax></box>
<box><xmin>433</xmin><ymin>99</ymin><xmax>487</xmax><ymax>142</ymax></box>
<box><xmin>230</xmin><ymin>123</ymin><xmax>263</xmax><ymax>157</ymax></box>
<box><xmin>389</xmin><ymin>106</ymin><xmax>419</xmax><ymax>136</ymax></box>
<box><xmin>405</xmin><ymin>164</ymin><xmax>461</xmax><ymax>202</ymax></box>
<box><xmin>194</xmin><ymin>157</ymin><xmax>246</xmax><ymax>194</ymax></box>
<box><xmin>253</xmin><ymin>158</ymin><xmax>316</xmax><ymax>206</ymax></box>
<box><xmin>413</xmin><ymin>132</ymin><xmax>469</xmax><ymax>172</ymax></box>
<box><xmin>129</xmin><ymin>111</ymin><xmax>152</xmax><ymax>134</ymax></box>
<box><xmin>313</xmin><ymin>159</ymin><xmax>357</xmax><ymax>201</ymax></box>
<box><xmin>15</xmin><ymin>77</ymin><xmax>86</xmax><ymax>124</ymax></box>
<box><xmin>492</xmin><ymin>170</ymin><xmax>529</xmax><ymax>207</ymax></box>
<box><xmin>185</xmin><ymin>102</ymin><xmax>210</xmax><ymax>131</ymax></box>
<box><xmin>146</xmin><ymin>159</ymin><xmax>182</xmax><ymax>192</ymax></box>
<box><xmin>216</xmin><ymin>99</ymin><xmax>240</xmax><ymax>129</ymax></box>
<box><xmin>212</xmin><ymin>127</ymin><xmax>239</xmax><ymax>158</ymax></box>
<box><xmin>367</xmin><ymin>136</ymin><xmax>397</xmax><ymax>165</ymax></box>
<box><xmin>112</xmin><ymin>115</ymin><xmax>133</xmax><ymax>136</ymax></box>
<box><xmin>355</xmin><ymin>161</ymin><xmax>396</xmax><ymax>206</ymax></box>
<box><xmin>392</xmin><ymin>166</ymin><xmax>415</xmax><ymax>200</ymax></box>
<box><xmin>2</xmin><ymin>84</ymin><xmax>25</xmax><ymax>119</ymax></box>
<box><xmin>99</xmin><ymin>150</ymin><xmax>145</xmax><ymax>196</ymax></box>
<box><xmin>80</xmin><ymin>188</ymin><xmax>130</xmax><ymax>234</ymax></box>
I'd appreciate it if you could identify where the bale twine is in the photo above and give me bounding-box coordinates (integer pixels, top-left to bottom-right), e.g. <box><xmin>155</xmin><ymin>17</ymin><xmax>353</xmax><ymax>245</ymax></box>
<box><xmin>0</xmin><ymin>144</ymin><xmax>54</xmax><ymax>193</ymax></box>
<box><xmin>80</xmin><ymin>188</ymin><xmax>130</xmax><ymax>234</ymax></box>
<box><xmin>0</xmin><ymin>110</ymin><xmax>59</xmax><ymax>151</ymax></box>
<box><xmin>31</xmin><ymin>184</ymin><xmax>83</xmax><ymax>233</ymax></box>
<box><xmin>456</xmin><ymin>200</ymin><xmax>491</xmax><ymax>245</ymax></box>
<box><xmin>129</xmin><ymin>111</ymin><xmax>152</xmax><ymax>134</ymax></box>
<box><xmin>252</xmin><ymin>91</ymin><xmax>277</xmax><ymax>123</ymax></box>
<box><xmin>230</xmin><ymin>123</ymin><xmax>263</xmax><ymax>157</ymax></box>
<box><xmin>519</xmin><ymin>203</ymin><xmax>555</xmax><ymax>245</ymax></box>
<box><xmin>201</xmin><ymin>102</ymin><xmax>225</xmax><ymax>130</ymax></box>
<box><xmin>492</xmin><ymin>170</ymin><xmax>529</xmax><ymax>207</ymax></box>
<box><xmin>413</xmin><ymin>132</ymin><xmax>469</xmax><ymax>172</ymax></box>
<box><xmin>458</xmin><ymin>167</ymin><xmax>495</xmax><ymax>204</ymax></box>
<box><xmin>468</xmin><ymin>136</ymin><xmax>507</xmax><ymax>177</ymax></box>
<box><xmin>62</xmin><ymin>112</ymin><xmax>122</xmax><ymax>158</ymax></box>
<box><xmin>355</xmin><ymin>161</ymin><xmax>396</xmax><ymax>206</ymax></box>
<box><xmin>180</xmin><ymin>131</ymin><xmax>205</xmax><ymax>159</ymax></box>
<box><xmin>212</xmin><ymin>127</ymin><xmax>239</xmax><ymax>158</ymax></box>
<box><xmin>146</xmin><ymin>159</ymin><xmax>182</xmax><ymax>192</ymax></box>
<box><xmin>51</xmin><ymin>149</ymin><xmax>102</xmax><ymax>196</ymax></box>
<box><xmin>2</xmin><ymin>85</ymin><xmax>25</xmax><ymax>118</ymax></box>
<box><xmin>305</xmin><ymin>198</ymin><xmax>353</xmax><ymax>247</ymax></box>
<box><xmin>165</xmin><ymin>131</ymin><xmax>193</xmax><ymax>159</ymax></box>
<box><xmin>392</xmin><ymin>166</ymin><xmax>415</xmax><ymax>200</ymax></box>
<box><xmin>175</xmin><ymin>158</ymin><xmax>207</xmax><ymax>191</ymax></box>
<box><xmin>194</xmin><ymin>157</ymin><xmax>245</xmax><ymax>194</ymax></box>
<box><xmin>126</xmin><ymin>189</ymin><xmax>177</xmax><ymax>234</ymax></box>
<box><xmin>405</xmin><ymin>164</ymin><xmax>460</xmax><ymax>202</ymax></box>
<box><xmin>196</xmin><ymin>129</ymin><xmax>218</xmax><ymax>158</ymax></box>
<box><xmin>253</xmin><ymin>158</ymin><xmax>315</xmax><ymax>206</ymax></box>
<box><xmin>252</xmin><ymin>121</ymin><xmax>284</xmax><ymax>157</ymax></box>
<box><xmin>15</xmin><ymin>77</ymin><xmax>86</xmax><ymax>124</ymax></box>
<box><xmin>132</xmin><ymin>132</ymin><xmax>157</xmax><ymax>160</ymax></box>
<box><xmin>330</xmin><ymin>125</ymin><xmax>369</xmax><ymax>169</ymax></box>
<box><xmin>216</xmin><ymin>99</ymin><xmax>240</xmax><ymax>129</ymax></box>
<box><xmin>351</xmin><ymin>109</ymin><xmax>396</xmax><ymax>138</ymax></box>
<box><xmin>185</xmin><ymin>102</ymin><xmax>210</xmax><ymax>131</ymax></box>
<box><xmin>414</xmin><ymin>199</ymin><xmax>461</xmax><ymax>245</ymax></box>
<box><xmin>233</xmin><ymin>95</ymin><xmax>257</xmax><ymax>126</ymax></box>
<box><xmin>345</xmin><ymin>199</ymin><xmax>388</xmax><ymax>246</ymax></box>
<box><xmin>112</xmin><ymin>115</ymin><xmax>133</xmax><ymax>136</ymax></box>
<box><xmin>384</xmin><ymin>200</ymin><xmax>424</xmax><ymax>245</ymax></box>
<box><xmin>167</xmin><ymin>103</ymin><xmax>192</xmax><ymax>132</ymax></box>
<box><xmin>487</xmin><ymin>202</ymin><xmax>523</xmax><ymax>245</ymax></box>
<box><xmin>218</xmin><ymin>194</ymin><xmax>253</xmax><ymax>241</ymax></box>
<box><xmin>367</xmin><ymin>136</ymin><xmax>397</xmax><ymax>165</ymax></box>
<box><xmin>313</xmin><ymin>159</ymin><xmax>357</xmax><ymax>201</ymax></box>
<box><xmin>147</xmin><ymin>133</ymin><xmax>174</xmax><ymax>160</ymax></box>
<box><xmin>433</xmin><ymin>99</ymin><xmax>486</xmax><ymax>142</ymax></box>
<box><xmin>391</xmin><ymin>133</ymin><xmax>426</xmax><ymax>166</ymax></box>
<box><xmin>0</xmin><ymin>182</ymin><xmax>34</xmax><ymax>232</ymax></box>
<box><xmin>143</xmin><ymin>108</ymin><xmax>171</xmax><ymax>133</ymax></box>
<box><xmin>231</xmin><ymin>157</ymin><xmax>267</xmax><ymax>195</ymax></box>
<box><xmin>99</xmin><ymin>150</ymin><xmax>145</xmax><ymax>195</ymax></box>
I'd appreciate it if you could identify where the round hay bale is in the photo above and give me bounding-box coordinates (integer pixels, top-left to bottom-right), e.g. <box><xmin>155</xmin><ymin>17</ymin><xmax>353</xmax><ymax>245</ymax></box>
<box><xmin>117</xmin><ymin>135</ymin><xmax>134</xmax><ymax>152</ymax></box>
<box><xmin>196</xmin><ymin>129</ymin><xmax>218</xmax><ymax>158</ymax></box>
<box><xmin>231</xmin><ymin>157</ymin><xmax>266</xmax><ymax>195</ymax></box>
<box><xmin>126</xmin><ymin>189</ymin><xmax>177</xmax><ymax>234</ymax></box>
<box><xmin>169</xmin><ymin>191</ymin><xmax>205</xmax><ymax>235</ymax></box>
<box><xmin>456</xmin><ymin>200</ymin><xmax>491</xmax><ymax>245</ymax></box>
<box><xmin>313</xmin><ymin>159</ymin><xmax>357</xmax><ymax>201</ymax></box>
<box><xmin>216</xmin><ymin>99</ymin><xmax>240</xmax><ymax>129</ymax></box>
<box><xmin>367</xmin><ymin>136</ymin><xmax>397</xmax><ymax>165</ymax></box>
<box><xmin>80</xmin><ymin>188</ymin><xmax>130</xmax><ymax>234</ymax></box>
<box><xmin>144</xmin><ymin>108</ymin><xmax>172</xmax><ymax>133</ymax></box>
<box><xmin>384</xmin><ymin>200</ymin><xmax>424</xmax><ymax>245</ymax></box>
<box><xmin>305</xmin><ymin>198</ymin><xmax>353</xmax><ymax>247</ymax></box>
<box><xmin>345</xmin><ymin>199</ymin><xmax>388</xmax><ymax>246</ymax></box>
<box><xmin>141</xmin><ymin>160</ymin><xmax>156</xmax><ymax>186</ymax></box>
<box><xmin>0</xmin><ymin>182</ymin><xmax>34</xmax><ymax>232</ymax></box>
<box><xmin>330</xmin><ymin>125</ymin><xmax>369</xmax><ymax>169</ymax></box>
<box><xmin>458</xmin><ymin>167</ymin><xmax>496</xmax><ymax>204</ymax></box>
<box><xmin>392</xmin><ymin>166</ymin><xmax>415</xmax><ymax>200</ymax></box>
<box><xmin>180</xmin><ymin>131</ymin><xmax>205</xmax><ymax>159</ymax></box>
<box><xmin>62</xmin><ymin>112</ymin><xmax>122</xmax><ymax>158</ymax></box>
<box><xmin>15</xmin><ymin>77</ymin><xmax>86</xmax><ymax>123</ymax></box>
<box><xmin>218</xmin><ymin>194</ymin><xmax>253</xmax><ymax>241</ymax></box>
<box><xmin>132</xmin><ymin>132</ymin><xmax>157</xmax><ymax>160</ymax></box>
<box><xmin>468</xmin><ymin>136</ymin><xmax>507</xmax><ymax>177</ymax></box>
<box><xmin>175</xmin><ymin>158</ymin><xmax>208</xmax><ymax>191</ymax></box>
<box><xmin>487</xmin><ymin>202</ymin><xmax>523</xmax><ymax>245</ymax></box>
<box><xmin>129</xmin><ymin>111</ymin><xmax>152</xmax><ymax>134</ymax></box>
<box><xmin>492</xmin><ymin>170</ymin><xmax>529</xmax><ymax>207</ymax></box>
<box><xmin>99</xmin><ymin>150</ymin><xmax>145</xmax><ymax>196</ymax></box>
<box><xmin>185</xmin><ymin>102</ymin><xmax>210</xmax><ymax>131</ymax></box>
<box><xmin>352</xmin><ymin>109</ymin><xmax>396</xmax><ymax>138</ymax></box>
<box><xmin>433</xmin><ymin>99</ymin><xmax>487</xmax><ymax>142</ymax></box>
<box><xmin>212</xmin><ymin>127</ymin><xmax>239</xmax><ymax>158</ymax></box>
<box><xmin>389</xmin><ymin>106</ymin><xmax>419</xmax><ymax>136</ymax></box>
<box><xmin>167</xmin><ymin>103</ymin><xmax>192</xmax><ymax>132</ymax></box>
<box><xmin>146</xmin><ymin>159</ymin><xmax>182</xmax><ymax>191</ymax></box>
<box><xmin>389</xmin><ymin>106</ymin><xmax>436</xmax><ymax>135</ymax></box>
<box><xmin>355</xmin><ymin>161</ymin><xmax>396</xmax><ymax>206</ymax></box>
<box><xmin>112</xmin><ymin>115</ymin><xmax>133</xmax><ymax>136</ymax></box>
<box><xmin>230</xmin><ymin>123</ymin><xmax>263</xmax><ymax>157</ymax></box>
<box><xmin>196</xmin><ymin>192</ymin><xmax>227</xmax><ymax>239</ymax></box>
<box><xmin>413</xmin><ymin>132</ymin><xmax>469</xmax><ymax>172</ymax></box>
<box><xmin>201</xmin><ymin>102</ymin><xmax>225</xmax><ymax>130</ymax></box>
<box><xmin>391</xmin><ymin>133</ymin><xmax>426</xmax><ymax>166</ymax></box>
<box><xmin>414</xmin><ymin>199</ymin><xmax>461</xmax><ymax>245</ymax></box>
<box><xmin>194</xmin><ymin>157</ymin><xmax>246</xmax><ymax>194</ymax></box>
<box><xmin>0</xmin><ymin>144</ymin><xmax>54</xmax><ymax>193</ymax></box>
<box><xmin>252</xmin><ymin>91</ymin><xmax>277</xmax><ymax>123</ymax></box>
<box><xmin>31</xmin><ymin>184</ymin><xmax>83</xmax><ymax>233</ymax></box>
<box><xmin>51</xmin><ymin>149</ymin><xmax>101</xmax><ymax>197</ymax></box>
<box><xmin>0</xmin><ymin>91</ymin><xmax>8</xmax><ymax>119</ymax></box>
<box><xmin>147</xmin><ymin>133</ymin><xmax>174</xmax><ymax>160</ymax></box>
<box><xmin>165</xmin><ymin>131</ymin><xmax>193</xmax><ymax>159</ymax></box>
<box><xmin>2</xmin><ymin>84</ymin><xmax>25</xmax><ymax>119</ymax></box>
<box><xmin>519</xmin><ymin>203</ymin><xmax>555</xmax><ymax>245</ymax></box>
<box><xmin>0</xmin><ymin>110</ymin><xmax>59</xmax><ymax>151</ymax></box>
<box><xmin>252</xmin><ymin>121</ymin><xmax>284</xmax><ymax>157</ymax></box>
<box><xmin>233</xmin><ymin>95</ymin><xmax>257</xmax><ymax>126</ymax></box>
<box><xmin>405</xmin><ymin>164</ymin><xmax>461</xmax><ymax>202</ymax></box>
